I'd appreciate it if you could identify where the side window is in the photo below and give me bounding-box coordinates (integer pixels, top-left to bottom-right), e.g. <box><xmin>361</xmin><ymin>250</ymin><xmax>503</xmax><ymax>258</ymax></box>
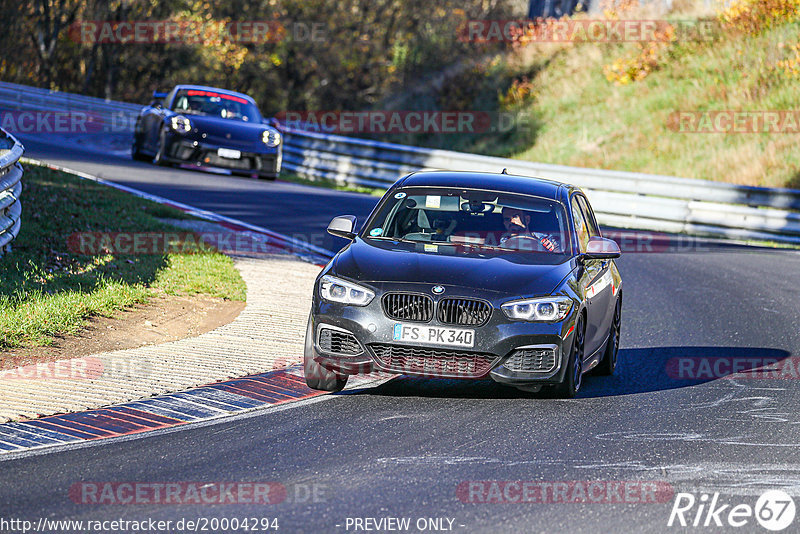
<box><xmin>577</xmin><ymin>195</ymin><xmax>600</xmax><ymax>237</ymax></box>
<box><xmin>571</xmin><ymin>197</ymin><xmax>590</xmax><ymax>253</ymax></box>
<box><xmin>166</xmin><ymin>88</ymin><xmax>178</xmax><ymax>110</ymax></box>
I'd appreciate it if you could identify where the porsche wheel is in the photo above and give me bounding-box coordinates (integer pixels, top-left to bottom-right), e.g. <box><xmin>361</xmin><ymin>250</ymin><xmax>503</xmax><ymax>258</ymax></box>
<box><xmin>153</xmin><ymin>129</ymin><xmax>170</xmax><ymax>166</ymax></box>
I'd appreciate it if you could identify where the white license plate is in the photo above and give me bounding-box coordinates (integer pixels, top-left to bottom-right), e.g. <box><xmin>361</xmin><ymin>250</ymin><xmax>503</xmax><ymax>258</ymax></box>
<box><xmin>217</xmin><ymin>148</ymin><xmax>241</xmax><ymax>159</ymax></box>
<box><xmin>392</xmin><ymin>323</ymin><xmax>475</xmax><ymax>348</ymax></box>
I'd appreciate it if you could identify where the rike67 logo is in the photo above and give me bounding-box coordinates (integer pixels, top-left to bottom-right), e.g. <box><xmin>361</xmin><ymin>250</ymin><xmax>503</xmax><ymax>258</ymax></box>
<box><xmin>668</xmin><ymin>490</ymin><xmax>796</xmax><ymax>531</ymax></box>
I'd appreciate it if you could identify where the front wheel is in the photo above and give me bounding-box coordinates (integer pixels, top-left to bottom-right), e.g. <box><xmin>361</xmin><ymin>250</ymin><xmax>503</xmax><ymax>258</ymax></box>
<box><xmin>594</xmin><ymin>298</ymin><xmax>621</xmax><ymax>376</ymax></box>
<box><xmin>303</xmin><ymin>315</ymin><xmax>348</xmax><ymax>392</ymax></box>
<box><xmin>153</xmin><ymin>129</ymin><xmax>171</xmax><ymax>166</ymax></box>
<box><xmin>131</xmin><ymin>137</ymin><xmax>149</xmax><ymax>161</ymax></box>
<box><xmin>554</xmin><ymin>315</ymin><xmax>585</xmax><ymax>398</ymax></box>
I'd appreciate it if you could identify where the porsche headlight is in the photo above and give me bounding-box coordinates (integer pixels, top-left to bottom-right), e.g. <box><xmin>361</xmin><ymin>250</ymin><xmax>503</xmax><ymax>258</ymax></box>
<box><xmin>502</xmin><ymin>296</ymin><xmax>572</xmax><ymax>322</ymax></box>
<box><xmin>319</xmin><ymin>275</ymin><xmax>374</xmax><ymax>306</ymax></box>
<box><xmin>262</xmin><ymin>128</ymin><xmax>282</xmax><ymax>147</ymax></box>
<box><xmin>170</xmin><ymin>115</ymin><xmax>192</xmax><ymax>134</ymax></box>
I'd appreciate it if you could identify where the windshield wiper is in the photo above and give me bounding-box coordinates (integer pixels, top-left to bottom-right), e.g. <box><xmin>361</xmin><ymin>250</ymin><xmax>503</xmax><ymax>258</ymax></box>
<box><xmin>368</xmin><ymin>236</ymin><xmax>421</xmax><ymax>245</ymax></box>
<box><xmin>455</xmin><ymin>241</ymin><xmax>507</xmax><ymax>251</ymax></box>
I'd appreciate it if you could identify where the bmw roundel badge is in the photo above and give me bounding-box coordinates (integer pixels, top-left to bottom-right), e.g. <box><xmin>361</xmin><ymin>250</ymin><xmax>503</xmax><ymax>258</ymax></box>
<box><xmin>432</xmin><ymin>285</ymin><xmax>445</xmax><ymax>294</ymax></box>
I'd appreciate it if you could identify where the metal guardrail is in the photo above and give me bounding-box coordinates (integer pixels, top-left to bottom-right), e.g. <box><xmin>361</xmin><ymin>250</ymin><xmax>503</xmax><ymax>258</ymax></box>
<box><xmin>0</xmin><ymin>128</ymin><xmax>24</xmax><ymax>256</ymax></box>
<box><xmin>280</xmin><ymin>127</ymin><xmax>800</xmax><ymax>245</ymax></box>
<box><xmin>1</xmin><ymin>81</ymin><xmax>799</xmax><ymax>245</ymax></box>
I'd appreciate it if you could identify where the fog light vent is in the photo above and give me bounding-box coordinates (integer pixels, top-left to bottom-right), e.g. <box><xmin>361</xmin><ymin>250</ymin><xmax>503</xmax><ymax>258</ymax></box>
<box><xmin>318</xmin><ymin>328</ymin><xmax>363</xmax><ymax>356</ymax></box>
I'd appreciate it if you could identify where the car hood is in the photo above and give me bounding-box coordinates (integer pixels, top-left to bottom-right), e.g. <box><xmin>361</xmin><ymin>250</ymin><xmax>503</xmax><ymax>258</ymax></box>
<box><xmin>332</xmin><ymin>238</ymin><xmax>574</xmax><ymax>297</ymax></box>
<box><xmin>184</xmin><ymin>115</ymin><xmax>266</xmax><ymax>145</ymax></box>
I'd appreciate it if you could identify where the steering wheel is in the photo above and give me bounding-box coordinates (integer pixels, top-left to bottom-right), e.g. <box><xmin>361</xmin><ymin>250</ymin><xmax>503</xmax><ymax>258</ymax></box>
<box><xmin>503</xmin><ymin>235</ymin><xmax>558</xmax><ymax>252</ymax></box>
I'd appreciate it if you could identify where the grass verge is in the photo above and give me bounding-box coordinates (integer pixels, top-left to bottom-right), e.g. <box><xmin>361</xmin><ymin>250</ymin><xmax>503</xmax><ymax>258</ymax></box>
<box><xmin>0</xmin><ymin>164</ymin><xmax>246</xmax><ymax>349</ymax></box>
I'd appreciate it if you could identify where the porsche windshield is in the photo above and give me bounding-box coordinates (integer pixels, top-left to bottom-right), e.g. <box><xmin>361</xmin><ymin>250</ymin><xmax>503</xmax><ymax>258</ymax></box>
<box><xmin>363</xmin><ymin>188</ymin><xmax>572</xmax><ymax>257</ymax></box>
<box><xmin>171</xmin><ymin>89</ymin><xmax>261</xmax><ymax>122</ymax></box>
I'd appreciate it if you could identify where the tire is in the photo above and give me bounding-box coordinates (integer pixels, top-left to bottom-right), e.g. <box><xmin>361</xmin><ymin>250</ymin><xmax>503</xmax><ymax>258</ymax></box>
<box><xmin>153</xmin><ymin>129</ymin><xmax>170</xmax><ymax>166</ymax></box>
<box><xmin>594</xmin><ymin>297</ymin><xmax>621</xmax><ymax>376</ymax></box>
<box><xmin>303</xmin><ymin>315</ymin><xmax>348</xmax><ymax>392</ymax></box>
<box><xmin>554</xmin><ymin>314</ymin><xmax>585</xmax><ymax>398</ymax></box>
<box><xmin>131</xmin><ymin>138</ymin><xmax>149</xmax><ymax>161</ymax></box>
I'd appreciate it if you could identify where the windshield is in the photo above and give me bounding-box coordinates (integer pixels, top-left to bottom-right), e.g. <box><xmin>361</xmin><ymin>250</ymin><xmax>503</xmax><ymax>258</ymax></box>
<box><xmin>171</xmin><ymin>89</ymin><xmax>261</xmax><ymax>122</ymax></box>
<box><xmin>362</xmin><ymin>187</ymin><xmax>572</xmax><ymax>257</ymax></box>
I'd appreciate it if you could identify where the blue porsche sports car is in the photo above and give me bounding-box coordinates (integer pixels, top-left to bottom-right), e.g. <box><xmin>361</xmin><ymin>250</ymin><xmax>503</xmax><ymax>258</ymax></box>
<box><xmin>132</xmin><ymin>85</ymin><xmax>282</xmax><ymax>179</ymax></box>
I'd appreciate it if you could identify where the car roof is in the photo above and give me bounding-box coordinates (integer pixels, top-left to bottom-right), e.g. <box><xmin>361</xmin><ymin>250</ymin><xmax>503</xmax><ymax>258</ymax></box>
<box><xmin>397</xmin><ymin>170</ymin><xmax>574</xmax><ymax>201</ymax></box>
<box><xmin>173</xmin><ymin>85</ymin><xmax>256</xmax><ymax>104</ymax></box>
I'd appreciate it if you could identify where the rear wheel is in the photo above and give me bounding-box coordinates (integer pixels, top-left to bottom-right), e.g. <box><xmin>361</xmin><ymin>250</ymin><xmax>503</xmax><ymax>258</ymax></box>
<box><xmin>303</xmin><ymin>315</ymin><xmax>348</xmax><ymax>392</ymax></box>
<box><xmin>554</xmin><ymin>315</ymin><xmax>585</xmax><ymax>398</ymax></box>
<box><xmin>595</xmin><ymin>298</ymin><xmax>621</xmax><ymax>376</ymax></box>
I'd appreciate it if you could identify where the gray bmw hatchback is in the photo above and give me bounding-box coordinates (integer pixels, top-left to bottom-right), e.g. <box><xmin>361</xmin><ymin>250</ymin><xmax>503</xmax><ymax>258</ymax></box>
<box><xmin>304</xmin><ymin>170</ymin><xmax>622</xmax><ymax>398</ymax></box>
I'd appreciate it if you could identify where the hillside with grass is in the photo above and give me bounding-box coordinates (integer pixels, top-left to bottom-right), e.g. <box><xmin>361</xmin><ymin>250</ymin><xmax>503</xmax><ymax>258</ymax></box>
<box><xmin>378</xmin><ymin>0</ymin><xmax>800</xmax><ymax>189</ymax></box>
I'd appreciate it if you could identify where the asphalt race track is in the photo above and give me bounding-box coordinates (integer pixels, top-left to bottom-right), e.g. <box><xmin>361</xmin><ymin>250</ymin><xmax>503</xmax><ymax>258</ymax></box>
<box><xmin>2</xmin><ymin>134</ymin><xmax>800</xmax><ymax>532</ymax></box>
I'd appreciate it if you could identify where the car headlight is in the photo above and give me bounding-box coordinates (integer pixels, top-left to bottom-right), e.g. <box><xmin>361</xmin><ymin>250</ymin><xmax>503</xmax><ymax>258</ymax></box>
<box><xmin>501</xmin><ymin>296</ymin><xmax>572</xmax><ymax>322</ymax></box>
<box><xmin>170</xmin><ymin>115</ymin><xmax>192</xmax><ymax>134</ymax></box>
<box><xmin>319</xmin><ymin>275</ymin><xmax>374</xmax><ymax>306</ymax></box>
<box><xmin>262</xmin><ymin>128</ymin><xmax>282</xmax><ymax>147</ymax></box>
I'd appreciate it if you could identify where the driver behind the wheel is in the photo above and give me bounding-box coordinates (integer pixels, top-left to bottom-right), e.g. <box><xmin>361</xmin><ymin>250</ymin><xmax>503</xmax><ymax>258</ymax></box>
<box><xmin>500</xmin><ymin>207</ymin><xmax>561</xmax><ymax>252</ymax></box>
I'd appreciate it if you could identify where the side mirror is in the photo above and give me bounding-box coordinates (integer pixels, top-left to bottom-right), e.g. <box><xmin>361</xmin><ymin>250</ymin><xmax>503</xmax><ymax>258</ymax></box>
<box><xmin>327</xmin><ymin>215</ymin><xmax>357</xmax><ymax>240</ymax></box>
<box><xmin>583</xmin><ymin>236</ymin><xmax>621</xmax><ymax>260</ymax></box>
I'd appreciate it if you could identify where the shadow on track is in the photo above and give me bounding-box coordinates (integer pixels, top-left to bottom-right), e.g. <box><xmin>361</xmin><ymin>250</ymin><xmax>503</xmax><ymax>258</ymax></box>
<box><xmin>342</xmin><ymin>346</ymin><xmax>792</xmax><ymax>400</ymax></box>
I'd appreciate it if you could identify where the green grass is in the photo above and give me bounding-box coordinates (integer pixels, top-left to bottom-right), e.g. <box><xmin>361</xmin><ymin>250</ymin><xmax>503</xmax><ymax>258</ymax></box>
<box><xmin>507</xmin><ymin>17</ymin><xmax>800</xmax><ymax>188</ymax></box>
<box><xmin>0</xmin><ymin>164</ymin><xmax>246</xmax><ymax>349</ymax></box>
<box><xmin>368</xmin><ymin>5</ymin><xmax>800</xmax><ymax>189</ymax></box>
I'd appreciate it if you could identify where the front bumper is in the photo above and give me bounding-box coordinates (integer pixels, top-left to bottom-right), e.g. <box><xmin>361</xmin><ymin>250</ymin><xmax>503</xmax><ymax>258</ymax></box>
<box><xmin>308</xmin><ymin>282</ymin><xmax>578</xmax><ymax>388</ymax></box>
<box><xmin>162</xmin><ymin>134</ymin><xmax>282</xmax><ymax>177</ymax></box>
